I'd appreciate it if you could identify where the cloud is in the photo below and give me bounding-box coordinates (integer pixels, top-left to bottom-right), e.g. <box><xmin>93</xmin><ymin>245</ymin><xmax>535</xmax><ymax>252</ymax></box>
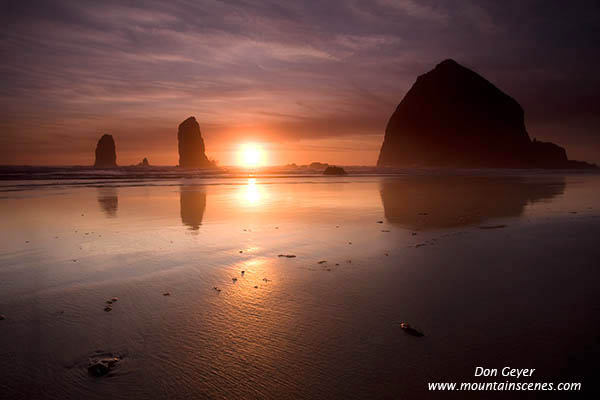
<box><xmin>0</xmin><ymin>0</ymin><xmax>599</xmax><ymax>164</ymax></box>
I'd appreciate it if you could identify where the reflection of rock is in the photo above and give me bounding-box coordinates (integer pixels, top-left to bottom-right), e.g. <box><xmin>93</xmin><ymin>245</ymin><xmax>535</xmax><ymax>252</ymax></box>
<box><xmin>380</xmin><ymin>176</ymin><xmax>565</xmax><ymax>230</ymax></box>
<box><xmin>94</xmin><ymin>134</ymin><xmax>117</xmax><ymax>168</ymax></box>
<box><xmin>97</xmin><ymin>187</ymin><xmax>118</xmax><ymax>218</ymax></box>
<box><xmin>177</xmin><ymin>117</ymin><xmax>211</xmax><ymax>168</ymax></box>
<box><xmin>180</xmin><ymin>188</ymin><xmax>206</xmax><ymax>230</ymax></box>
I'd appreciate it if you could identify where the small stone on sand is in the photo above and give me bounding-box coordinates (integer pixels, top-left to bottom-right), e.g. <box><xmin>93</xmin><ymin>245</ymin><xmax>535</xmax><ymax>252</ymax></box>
<box><xmin>381</xmin><ymin>230</ymin><xmax>390</xmax><ymax>232</ymax></box>
<box><xmin>111</xmin><ymin>297</ymin><xmax>118</xmax><ymax>302</ymax></box>
<box><xmin>318</xmin><ymin>260</ymin><xmax>327</xmax><ymax>264</ymax></box>
<box><xmin>241</xmin><ymin>271</ymin><xmax>245</xmax><ymax>275</ymax></box>
<box><xmin>278</xmin><ymin>254</ymin><xmax>296</xmax><ymax>258</ymax></box>
<box><xmin>163</xmin><ymin>292</ymin><xmax>171</xmax><ymax>296</ymax></box>
<box><xmin>104</xmin><ymin>306</ymin><xmax>112</xmax><ymax>312</ymax></box>
<box><xmin>254</xmin><ymin>285</ymin><xmax>258</xmax><ymax>289</ymax></box>
<box><xmin>88</xmin><ymin>356</ymin><xmax>120</xmax><ymax>377</ymax></box>
<box><xmin>400</xmin><ymin>322</ymin><xmax>424</xmax><ymax>337</ymax></box>
<box><xmin>232</xmin><ymin>277</ymin><xmax>238</xmax><ymax>282</ymax></box>
<box><xmin>0</xmin><ymin>315</ymin><xmax>5</xmax><ymax>320</ymax></box>
<box><xmin>411</xmin><ymin>232</ymin><xmax>418</xmax><ymax>236</ymax></box>
<box><xmin>377</xmin><ymin>221</ymin><xmax>383</xmax><ymax>224</ymax></box>
<box><xmin>478</xmin><ymin>225</ymin><xmax>507</xmax><ymax>230</ymax></box>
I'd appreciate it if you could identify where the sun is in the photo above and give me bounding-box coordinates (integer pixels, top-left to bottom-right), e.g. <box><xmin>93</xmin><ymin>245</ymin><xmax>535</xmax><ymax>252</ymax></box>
<box><xmin>239</xmin><ymin>143</ymin><xmax>265</xmax><ymax>168</ymax></box>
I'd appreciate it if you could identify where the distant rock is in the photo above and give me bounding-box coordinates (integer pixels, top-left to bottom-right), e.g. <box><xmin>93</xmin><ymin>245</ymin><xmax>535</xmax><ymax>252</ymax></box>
<box><xmin>137</xmin><ymin>157</ymin><xmax>150</xmax><ymax>167</ymax></box>
<box><xmin>94</xmin><ymin>134</ymin><xmax>117</xmax><ymax>168</ymax></box>
<box><xmin>323</xmin><ymin>166</ymin><xmax>347</xmax><ymax>175</ymax></box>
<box><xmin>309</xmin><ymin>162</ymin><xmax>329</xmax><ymax>171</ymax></box>
<box><xmin>377</xmin><ymin>59</ymin><xmax>596</xmax><ymax>169</ymax></box>
<box><xmin>177</xmin><ymin>117</ymin><xmax>212</xmax><ymax>168</ymax></box>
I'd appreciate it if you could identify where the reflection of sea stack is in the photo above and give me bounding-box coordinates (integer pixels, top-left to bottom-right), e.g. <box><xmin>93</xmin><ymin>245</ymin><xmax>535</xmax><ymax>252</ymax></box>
<box><xmin>177</xmin><ymin>117</ymin><xmax>211</xmax><ymax>168</ymax></box>
<box><xmin>97</xmin><ymin>187</ymin><xmax>118</xmax><ymax>218</ymax></box>
<box><xmin>377</xmin><ymin>59</ymin><xmax>595</xmax><ymax>168</ymax></box>
<box><xmin>380</xmin><ymin>176</ymin><xmax>565</xmax><ymax>230</ymax></box>
<box><xmin>180</xmin><ymin>188</ymin><xmax>206</xmax><ymax>231</ymax></box>
<box><xmin>94</xmin><ymin>134</ymin><xmax>117</xmax><ymax>168</ymax></box>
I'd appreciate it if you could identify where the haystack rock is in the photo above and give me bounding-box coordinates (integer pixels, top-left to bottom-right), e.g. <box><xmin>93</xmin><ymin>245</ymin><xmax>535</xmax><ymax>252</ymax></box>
<box><xmin>377</xmin><ymin>59</ymin><xmax>596</xmax><ymax>169</ymax></box>
<box><xmin>94</xmin><ymin>134</ymin><xmax>117</xmax><ymax>168</ymax></box>
<box><xmin>177</xmin><ymin>117</ymin><xmax>211</xmax><ymax>168</ymax></box>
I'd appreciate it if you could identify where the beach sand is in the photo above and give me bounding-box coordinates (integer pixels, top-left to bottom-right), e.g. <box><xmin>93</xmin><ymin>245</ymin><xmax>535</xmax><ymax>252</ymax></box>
<box><xmin>1</xmin><ymin>173</ymin><xmax>599</xmax><ymax>399</ymax></box>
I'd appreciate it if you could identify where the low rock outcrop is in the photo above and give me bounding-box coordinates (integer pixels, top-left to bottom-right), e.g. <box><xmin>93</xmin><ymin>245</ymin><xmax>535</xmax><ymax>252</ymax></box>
<box><xmin>137</xmin><ymin>157</ymin><xmax>150</xmax><ymax>167</ymax></box>
<box><xmin>323</xmin><ymin>166</ymin><xmax>347</xmax><ymax>175</ymax></box>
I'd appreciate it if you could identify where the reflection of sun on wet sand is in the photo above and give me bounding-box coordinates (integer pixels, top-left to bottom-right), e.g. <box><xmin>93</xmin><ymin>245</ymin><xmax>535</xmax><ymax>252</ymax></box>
<box><xmin>380</xmin><ymin>176</ymin><xmax>565</xmax><ymax>230</ymax></box>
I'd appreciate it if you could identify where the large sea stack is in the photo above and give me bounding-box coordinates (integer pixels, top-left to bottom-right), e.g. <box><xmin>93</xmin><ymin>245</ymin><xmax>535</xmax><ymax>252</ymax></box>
<box><xmin>177</xmin><ymin>117</ymin><xmax>211</xmax><ymax>168</ymax></box>
<box><xmin>377</xmin><ymin>59</ymin><xmax>595</xmax><ymax>169</ymax></box>
<box><xmin>94</xmin><ymin>134</ymin><xmax>117</xmax><ymax>168</ymax></box>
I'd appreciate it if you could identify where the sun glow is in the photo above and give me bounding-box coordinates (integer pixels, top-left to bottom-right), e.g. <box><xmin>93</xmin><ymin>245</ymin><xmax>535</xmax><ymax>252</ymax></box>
<box><xmin>239</xmin><ymin>143</ymin><xmax>265</xmax><ymax>168</ymax></box>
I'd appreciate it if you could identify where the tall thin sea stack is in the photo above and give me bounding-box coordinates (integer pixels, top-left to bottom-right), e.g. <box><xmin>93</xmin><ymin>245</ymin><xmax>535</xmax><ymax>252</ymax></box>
<box><xmin>177</xmin><ymin>117</ymin><xmax>211</xmax><ymax>168</ymax></box>
<box><xmin>94</xmin><ymin>134</ymin><xmax>117</xmax><ymax>168</ymax></box>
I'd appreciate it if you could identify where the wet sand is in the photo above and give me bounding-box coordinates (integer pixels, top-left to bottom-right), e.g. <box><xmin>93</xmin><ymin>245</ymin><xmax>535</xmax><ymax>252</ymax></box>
<box><xmin>1</xmin><ymin>173</ymin><xmax>599</xmax><ymax>399</ymax></box>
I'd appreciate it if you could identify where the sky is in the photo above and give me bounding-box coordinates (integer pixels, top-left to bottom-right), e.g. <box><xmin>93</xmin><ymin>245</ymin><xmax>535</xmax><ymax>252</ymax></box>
<box><xmin>1</xmin><ymin>0</ymin><xmax>599</xmax><ymax>166</ymax></box>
